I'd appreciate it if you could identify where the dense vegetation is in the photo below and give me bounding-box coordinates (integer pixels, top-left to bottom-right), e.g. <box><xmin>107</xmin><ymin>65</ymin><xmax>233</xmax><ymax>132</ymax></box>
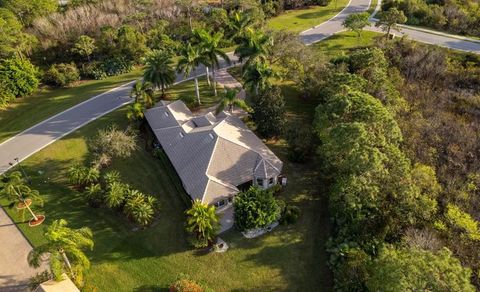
<box><xmin>382</xmin><ymin>0</ymin><xmax>480</xmax><ymax>37</ymax></box>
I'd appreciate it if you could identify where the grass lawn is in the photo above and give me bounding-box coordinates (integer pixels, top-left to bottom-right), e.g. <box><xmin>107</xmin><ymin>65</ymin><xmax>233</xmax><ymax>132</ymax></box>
<box><xmin>165</xmin><ymin>76</ymin><xmax>222</xmax><ymax>111</ymax></box>
<box><xmin>312</xmin><ymin>30</ymin><xmax>382</xmax><ymax>57</ymax></box>
<box><xmin>267</xmin><ymin>0</ymin><xmax>350</xmax><ymax>33</ymax></box>
<box><xmin>2</xmin><ymin>73</ymin><xmax>331</xmax><ymax>291</ymax></box>
<box><xmin>0</xmin><ymin>68</ymin><xmax>143</xmax><ymax>144</ymax></box>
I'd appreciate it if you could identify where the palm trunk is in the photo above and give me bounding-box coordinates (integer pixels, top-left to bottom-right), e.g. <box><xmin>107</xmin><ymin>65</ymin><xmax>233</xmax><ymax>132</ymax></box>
<box><xmin>60</xmin><ymin>249</ymin><xmax>73</xmax><ymax>274</ymax></box>
<box><xmin>25</xmin><ymin>204</ymin><xmax>38</xmax><ymax>221</ymax></box>
<box><xmin>212</xmin><ymin>68</ymin><xmax>217</xmax><ymax>96</ymax></box>
<box><xmin>206</xmin><ymin>67</ymin><xmax>211</xmax><ymax>86</ymax></box>
<box><xmin>194</xmin><ymin>77</ymin><xmax>201</xmax><ymax>105</ymax></box>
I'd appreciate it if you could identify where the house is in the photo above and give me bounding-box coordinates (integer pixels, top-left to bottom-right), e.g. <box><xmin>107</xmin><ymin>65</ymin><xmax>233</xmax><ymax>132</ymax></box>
<box><xmin>145</xmin><ymin>100</ymin><xmax>283</xmax><ymax>211</ymax></box>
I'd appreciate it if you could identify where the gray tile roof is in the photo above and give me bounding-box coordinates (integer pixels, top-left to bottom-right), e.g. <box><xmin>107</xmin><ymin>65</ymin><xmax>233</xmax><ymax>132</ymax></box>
<box><xmin>145</xmin><ymin>100</ymin><xmax>283</xmax><ymax>204</ymax></box>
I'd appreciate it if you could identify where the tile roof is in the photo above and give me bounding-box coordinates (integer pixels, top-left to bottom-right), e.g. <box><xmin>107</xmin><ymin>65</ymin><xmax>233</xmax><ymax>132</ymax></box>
<box><xmin>145</xmin><ymin>100</ymin><xmax>283</xmax><ymax>204</ymax></box>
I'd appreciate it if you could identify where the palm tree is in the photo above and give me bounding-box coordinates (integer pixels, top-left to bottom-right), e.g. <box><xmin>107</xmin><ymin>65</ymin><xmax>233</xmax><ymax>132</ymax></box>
<box><xmin>186</xmin><ymin>199</ymin><xmax>220</xmax><ymax>247</ymax></box>
<box><xmin>126</xmin><ymin>102</ymin><xmax>145</xmax><ymax>122</ymax></box>
<box><xmin>0</xmin><ymin>171</ymin><xmax>45</xmax><ymax>226</ymax></box>
<box><xmin>177</xmin><ymin>43</ymin><xmax>206</xmax><ymax>105</ymax></box>
<box><xmin>130</xmin><ymin>201</ymin><xmax>154</xmax><ymax>226</ymax></box>
<box><xmin>28</xmin><ymin>219</ymin><xmax>93</xmax><ymax>282</ymax></box>
<box><xmin>130</xmin><ymin>80</ymin><xmax>154</xmax><ymax>108</ymax></box>
<box><xmin>228</xmin><ymin>11</ymin><xmax>254</xmax><ymax>43</ymax></box>
<box><xmin>243</xmin><ymin>60</ymin><xmax>279</xmax><ymax>95</ymax></box>
<box><xmin>194</xmin><ymin>29</ymin><xmax>231</xmax><ymax>96</ymax></box>
<box><xmin>234</xmin><ymin>28</ymin><xmax>273</xmax><ymax>69</ymax></box>
<box><xmin>216</xmin><ymin>88</ymin><xmax>250</xmax><ymax>114</ymax></box>
<box><xmin>143</xmin><ymin>50</ymin><xmax>176</xmax><ymax>98</ymax></box>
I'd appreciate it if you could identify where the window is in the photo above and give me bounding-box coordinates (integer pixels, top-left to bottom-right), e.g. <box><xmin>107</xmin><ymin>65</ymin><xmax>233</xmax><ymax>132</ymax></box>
<box><xmin>209</xmin><ymin>133</ymin><xmax>214</xmax><ymax>139</ymax></box>
<box><xmin>164</xmin><ymin>112</ymin><xmax>169</xmax><ymax>117</ymax></box>
<box><xmin>256</xmin><ymin>178</ymin><xmax>263</xmax><ymax>186</ymax></box>
<box><xmin>214</xmin><ymin>200</ymin><xmax>225</xmax><ymax>208</ymax></box>
<box><xmin>269</xmin><ymin>177</ymin><xmax>274</xmax><ymax>185</ymax></box>
<box><xmin>228</xmin><ymin>197</ymin><xmax>234</xmax><ymax>203</ymax></box>
<box><xmin>179</xmin><ymin>132</ymin><xmax>184</xmax><ymax>138</ymax></box>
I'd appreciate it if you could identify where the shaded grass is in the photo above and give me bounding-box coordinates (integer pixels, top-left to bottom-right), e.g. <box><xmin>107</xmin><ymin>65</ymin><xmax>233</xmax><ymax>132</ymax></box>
<box><xmin>267</xmin><ymin>0</ymin><xmax>350</xmax><ymax>33</ymax></box>
<box><xmin>3</xmin><ymin>74</ymin><xmax>332</xmax><ymax>290</ymax></box>
<box><xmin>0</xmin><ymin>68</ymin><xmax>143</xmax><ymax>144</ymax></box>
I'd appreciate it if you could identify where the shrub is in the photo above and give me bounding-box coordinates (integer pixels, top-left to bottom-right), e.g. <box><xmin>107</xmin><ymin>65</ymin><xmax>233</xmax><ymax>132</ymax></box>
<box><xmin>0</xmin><ymin>57</ymin><xmax>39</xmax><ymax>98</ymax></box>
<box><xmin>124</xmin><ymin>190</ymin><xmax>157</xmax><ymax>226</ymax></box>
<box><xmin>101</xmin><ymin>56</ymin><xmax>133</xmax><ymax>76</ymax></box>
<box><xmin>84</xmin><ymin>183</ymin><xmax>103</xmax><ymax>208</ymax></box>
<box><xmin>279</xmin><ymin>204</ymin><xmax>301</xmax><ymax>225</ymax></box>
<box><xmin>80</xmin><ymin>61</ymin><xmax>107</xmax><ymax>80</ymax></box>
<box><xmin>89</xmin><ymin>125</ymin><xmax>137</xmax><ymax>168</ymax></box>
<box><xmin>68</xmin><ymin>165</ymin><xmax>99</xmax><ymax>188</ymax></box>
<box><xmin>104</xmin><ymin>181</ymin><xmax>128</xmax><ymax>209</ymax></box>
<box><xmin>285</xmin><ymin>122</ymin><xmax>314</xmax><ymax>163</ymax></box>
<box><xmin>28</xmin><ymin>271</ymin><xmax>52</xmax><ymax>291</ymax></box>
<box><xmin>43</xmin><ymin>63</ymin><xmax>80</xmax><ymax>87</ymax></box>
<box><xmin>251</xmin><ymin>86</ymin><xmax>286</xmax><ymax>138</ymax></box>
<box><xmin>170</xmin><ymin>275</ymin><xmax>204</xmax><ymax>292</ymax></box>
<box><xmin>234</xmin><ymin>186</ymin><xmax>281</xmax><ymax>231</ymax></box>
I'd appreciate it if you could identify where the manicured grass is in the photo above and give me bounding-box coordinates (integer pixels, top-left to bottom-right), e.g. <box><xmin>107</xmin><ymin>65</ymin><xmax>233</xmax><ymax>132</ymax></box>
<box><xmin>312</xmin><ymin>30</ymin><xmax>382</xmax><ymax>57</ymax></box>
<box><xmin>2</xmin><ymin>76</ymin><xmax>332</xmax><ymax>290</ymax></box>
<box><xmin>0</xmin><ymin>68</ymin><xmax>143</xmax><ymax>143</ymax></box>
<box><xmin>267</xmin><ymin>0</ymin><xmax>350</xmax><ymax>33</ymax></box>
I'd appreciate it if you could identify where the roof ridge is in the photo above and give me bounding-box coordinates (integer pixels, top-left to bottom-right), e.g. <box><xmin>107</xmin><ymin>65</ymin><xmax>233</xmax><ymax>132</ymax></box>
<box><xmin>201</xmin><ymin>138</ymin><xmax>220</xmax><ymax>201</ymax></box>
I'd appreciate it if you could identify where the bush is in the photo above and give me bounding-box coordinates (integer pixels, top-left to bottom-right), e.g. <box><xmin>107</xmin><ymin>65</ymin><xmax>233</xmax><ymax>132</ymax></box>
<box><xmin>285</xmin><ymin>122</ymin><xmax>314</xmax><ymax>163</ymax></box>
<box><xmin>0</xmin><ymin>57</ymin><xmax>39</xmax><ymax>98</ymax></box>
<box><xmin>234</xmin><ymin>186</ymin><xmax>281</xmax><ymax>231</ymax></box>
<box><xmin>101</xmin><ymin>56</ymin><xmax>133</xmax><ymax>76</ymax></box>
<box><xmin>89</xmin><ymin>125</ymin><xmax>137</xmax><ymax>168</ymax></box>
<box><xmin>80</xmin><ymin>61</ymin><xmax>107</xmax><ymax>80</ymax></box>
<box><xmin>170</xmin><ymin>275</ymin><xmax>205</xmax><ymax>292</ymax></box>
<box><xmin>68</xmin><ymin>165</ymin><xmax>99</xmax><ymax>188</ymax></box>
<box><xmin>84</xmin><ymin>183</ymin><xmax>103</xmax><ymax>208</ymax></box>
<box><xmin>279</xmin><ymin>204</ymin><xmax>301</xmax><ymax>225</ymax></box>
<box><xmin>43</xmin><ymin>63</ymin><xmax>80</xmax><ymax>87</ymax></box>
<box><xmin>29</xmin><ymin>271</ymin><xmax>52</xmax><ymax>291</ymax></box>
<box><xmin>251</xmin><ymin>86</ymin><xmax>286</xmax><ymax>138</ymax></box>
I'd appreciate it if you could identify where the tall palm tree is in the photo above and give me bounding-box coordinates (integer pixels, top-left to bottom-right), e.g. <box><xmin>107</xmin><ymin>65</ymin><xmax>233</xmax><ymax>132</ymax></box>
<box><xmin>177</xmin><ymin>43</ymin><xmax>206</xmax><ymax>105</ymax></box>
<box><xmin>0</xmin><ymin>171</ymin><xmax>44</xmax><ymax>225</ymax></box>
<box><xmin>126</xmin><ymin>102</ymin><xmax>145</xmax><ymax>122</ymax></box>
<box><xmin>194</xmin><ymin>29</ymin><xmax>231</xmax><ymax>96</ymax></box>
<box><xmin>243</xmin><ymin>60</ymin><xmax>279</xmax><ymax>95</ymax></box>
<box><xmin>186</xmin><ymin>199</ymin><xmax>220</xmax><ymax>246</ymax></box>
<box><xmin>228</xmin><ymin>11</ymin><xmax>254</xmax><ymax>43</ymax></box>
<box><xmin>28</xmin><ymin>219</ymin><xmax>93</xmax><ymax>282</ymax></box>
<box><xmin>215</xmin><ymin>88</ymin><xmax>250</xmax><ymax>114</ymax></box>
<box><xmin>234</xmin><ymin>28</ymin><xmax>273</xmax><ymax>69</ymax></box>
<box><xmin>130</xmin><ymin>80</ymin><xmax>154</xmax><ymax>108</ymax></box>
<box><xmin>143</xmin><ymin>50</ymin><xmax>176</xmax><ymax>98</ymax></box>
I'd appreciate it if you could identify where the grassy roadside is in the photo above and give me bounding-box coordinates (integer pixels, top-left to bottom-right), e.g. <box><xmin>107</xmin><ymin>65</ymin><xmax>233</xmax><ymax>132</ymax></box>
<box><xmin>312</xmin><ymin>30</ymin><xmax>381</xmax><ymax>56</ymax></box>
<box><xmin>267</xmin><ymin>0</ymin><xmax>350</xmax><ymax>33</ymax></box>
<box><xmin>0</xmin><ymin>68</ymin><xmax>143</xmax><ymax>144</ymax></box>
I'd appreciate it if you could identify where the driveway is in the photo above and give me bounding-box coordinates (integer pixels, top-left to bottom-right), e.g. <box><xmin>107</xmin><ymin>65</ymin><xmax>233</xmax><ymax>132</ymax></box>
<box><xmin>0</xmin><ymin>208</ymin><xmax>47</xmax><ymax>291</ymax></box>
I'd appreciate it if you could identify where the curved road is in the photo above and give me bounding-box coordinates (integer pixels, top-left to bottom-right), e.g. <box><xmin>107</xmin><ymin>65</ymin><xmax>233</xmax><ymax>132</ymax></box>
<box><xmin>1</xmin><ymin>0</ymin><xmax>480</xmax><ymax>289</ymax></box>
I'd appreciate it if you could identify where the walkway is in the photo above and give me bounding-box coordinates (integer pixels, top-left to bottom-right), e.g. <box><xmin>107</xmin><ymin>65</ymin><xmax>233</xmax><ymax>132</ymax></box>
<box><xmin>0</xmin><ymin>208</ymin><xmax>47</xmax><ymax>291</ymax></box>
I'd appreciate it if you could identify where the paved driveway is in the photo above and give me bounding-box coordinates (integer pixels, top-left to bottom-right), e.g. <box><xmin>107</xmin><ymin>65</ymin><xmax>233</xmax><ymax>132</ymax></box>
<box><xmin>0</xmin><ymin>208</ymin><xmax>47</xmax><ymax>291</ymax></box>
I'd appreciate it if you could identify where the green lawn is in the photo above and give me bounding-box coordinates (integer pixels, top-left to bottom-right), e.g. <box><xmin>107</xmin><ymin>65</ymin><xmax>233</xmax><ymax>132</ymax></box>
<box><xmin>0</xmin><ymin>68</ymin><xmax>143</xmax><ymax>143</ymax></box>
<box><xmin>165</xmin><ymin>76</ymin><xmax>222</xmax><ymax>111</ymax></box>
<box><xmin>267</xmin><ymin>0</ymin><xmax>350</xmax><ymax>33</ymax></box>
<box><xmin>2</xmin><ymin>74</ymin><xmax>331</xmax><ymax>291</ymax></box>
<box><xmin>312</xmin><ymin>30</ymin><xmax>382</xmax><ymax>57</ymax></box>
